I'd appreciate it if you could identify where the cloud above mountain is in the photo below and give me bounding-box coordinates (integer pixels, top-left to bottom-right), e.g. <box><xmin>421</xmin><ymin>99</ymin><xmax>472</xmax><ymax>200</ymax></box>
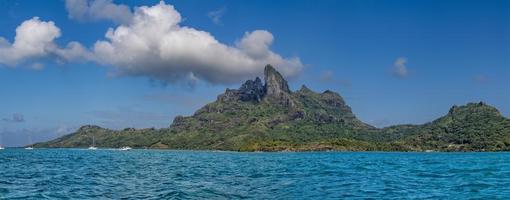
<box><xmin>1</xmin><ymin>1</ymin><xmax>303</xmax><ymax>85</ymax></box>
<box><xmin>92</xmin><ymin>1</ymin><xmax>303</xmax><ymax>84</ymax></box>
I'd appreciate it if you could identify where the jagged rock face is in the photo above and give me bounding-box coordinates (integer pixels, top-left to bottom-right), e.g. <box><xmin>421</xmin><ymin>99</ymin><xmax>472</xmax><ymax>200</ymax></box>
<box><xmin>264</xmin><ymin>64</ymin><xmax>291</xmax><ymax>97</ymax></box>
<box><xmin>217</xmin><ymin>77</ymin><xmax>265</xmax><ymax>103</ymax></box>
<box><xmin>238</xmin><ymin>77</ymin><xmax>265</xmax><ymax>102</ymax></box>
<box><xmin>217</xmin><ymin>65</ymin><xmax>295</xmax><ymax>106</ymax></box>
<box><xmin>217</xmin><ymin>89</ymin><xmax>241</xmax><ymax>102</ymax></box>
<box><xmin>263</xmin><ymin>65</ymin><xmax>295</xmax><ymax>107</ymax></box>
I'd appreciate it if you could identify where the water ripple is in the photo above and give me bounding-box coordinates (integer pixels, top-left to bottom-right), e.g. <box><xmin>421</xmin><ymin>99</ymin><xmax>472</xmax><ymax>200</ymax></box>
<box><xmin>1</xmin><ymin>149</ymin><xmax>510</xmax><ymax>199</ymax></box>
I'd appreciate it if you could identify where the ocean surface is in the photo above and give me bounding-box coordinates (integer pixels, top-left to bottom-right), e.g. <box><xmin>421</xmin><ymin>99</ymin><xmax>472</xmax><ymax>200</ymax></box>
<box><xmin>1</xmin><ymin>149</ymin><xmax>510</xmax><ymax>199</ymax></box>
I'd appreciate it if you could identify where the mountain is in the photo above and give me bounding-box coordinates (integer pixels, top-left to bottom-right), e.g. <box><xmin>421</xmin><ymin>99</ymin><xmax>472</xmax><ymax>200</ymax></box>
<box><xmin>386</xmin><ymin>102</ymin><xmax>510</xmax><ymax>151</ymax></box>
<box><xmin>34</xmin><ymin>65</ymin><xmax>510</xmax><ymax>151</ymax></box>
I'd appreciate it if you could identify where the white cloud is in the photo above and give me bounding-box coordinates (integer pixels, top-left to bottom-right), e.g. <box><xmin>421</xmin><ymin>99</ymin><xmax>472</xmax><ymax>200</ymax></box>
<box><xmin>237</xmin><ymin>30</ymin><xmax>274</xmax><ymax>59</ymax></box>
<box><xmin>0</xmin><ymin>17</ymin><xmax>60</xmax><ymax>66</ymax></box>
<box><xmin>1</xmin><ymin>1</ymin><xmax>303</xmax><ymax>85</ymax></box>
<box><xmin>392</xmin><ymin>57</ymin><xmax>409</xmax><ymax>78</ymax></box>
<box><xmin>54</xmin><ymin>41</ymin><xmax>93</xmax><ymax>62</ymax></box>
<box><xmin>65</xmin><ymin>0</ymin><xmax>133</xmax><ymax>24</ymax></box>
<box><xmin>0</xmin><ymin>17</ymin><xmax>89</xmax><ymax>68</ymax></box>
<box><xmin>92</xmin><ymin>1</ymin><xmax>303</xmax><ymax>84</ymax></box>
<box><xmin>207</xmin><ymin>7</ymin><xmax>226</xmax><ymax>25</ymax></box>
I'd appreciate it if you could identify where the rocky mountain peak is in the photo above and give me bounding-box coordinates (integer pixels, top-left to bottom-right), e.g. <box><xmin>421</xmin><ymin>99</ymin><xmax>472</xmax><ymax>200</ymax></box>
<box><xmin>264</xmin><ymin>64</ymin><xmax>291</xmax><ymax>96</ymax></box>
<box><xmin>217</xmin><ymin>65</ymin><xmax>294</xmax><ymax>104</ymax></box>
<box><xmin>238</xmin><ymin>77</ymin><xmax>265</xmax><ymax>102</ymax></box>
<box><xmin>217</xmin><ymin>76</ymin><xmax>265</xmax><ymax>103</ymax></box>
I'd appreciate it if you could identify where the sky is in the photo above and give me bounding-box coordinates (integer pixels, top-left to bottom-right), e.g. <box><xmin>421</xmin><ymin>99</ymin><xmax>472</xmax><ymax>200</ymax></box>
<box><xmin>0</xmin><ymin>0</ymin><xmax>509</xmax><ymax>147</ymax></box>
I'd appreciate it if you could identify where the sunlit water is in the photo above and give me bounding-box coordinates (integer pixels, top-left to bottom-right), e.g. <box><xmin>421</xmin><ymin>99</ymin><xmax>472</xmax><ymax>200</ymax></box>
<box><xmin>1</xmin><ymin>149</ymin><xmax>510</xmax><ymax>199</ymax></box>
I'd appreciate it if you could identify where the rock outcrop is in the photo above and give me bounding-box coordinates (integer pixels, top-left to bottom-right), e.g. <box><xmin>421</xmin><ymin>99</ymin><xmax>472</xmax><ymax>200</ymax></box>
<box><xmin>264</xmin><ymin>64</ymin><xmax>291</xmax><ymax>96</ymax></box>
<box><xmin>237</xmin><ymin>77</ymin><xmax>265</xmax><ymax>102</ymax></box>
<box><xmin>262</xmin><ymin>65</ymin><xmax>295</xmax><ymax>106</ymax></box>
<box><xmin>217</xmin><ymin>64</ymin><xmax>295</xmax><ymax>106</ymax></box>
<box><xmin>218</xmin><ymin>77</ymin><xmax>265</xmax><ymax>103</ymax></box>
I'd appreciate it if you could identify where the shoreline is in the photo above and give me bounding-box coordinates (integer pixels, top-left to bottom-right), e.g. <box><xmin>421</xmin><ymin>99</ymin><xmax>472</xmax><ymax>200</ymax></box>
<box><xmin>9</xmin><ymin>147</ymin><xmax>510</xmax><ymax>153</ymax></box>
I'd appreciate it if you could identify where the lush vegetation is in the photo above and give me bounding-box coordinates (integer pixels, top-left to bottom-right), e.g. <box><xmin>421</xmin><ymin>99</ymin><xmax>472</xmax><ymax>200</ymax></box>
<box><xmin>34</xmin><ymin>65</ymin><xmax>510</xmax><ymax>152</ymax></box>
<box><xmin>388</xmin><ymin>102</ymin><xmax>510</xmax><ymax>151</ymax></box>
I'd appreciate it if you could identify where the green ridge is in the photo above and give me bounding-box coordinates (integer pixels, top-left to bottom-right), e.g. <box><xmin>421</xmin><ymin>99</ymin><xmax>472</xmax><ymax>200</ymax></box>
<box><xmin>34</xmin><ymin>65</ymin><xmax>510</xmax><ymax>152</ymax></box>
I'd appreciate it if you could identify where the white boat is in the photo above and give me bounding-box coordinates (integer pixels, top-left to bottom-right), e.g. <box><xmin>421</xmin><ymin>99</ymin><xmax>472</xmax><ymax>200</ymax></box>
<box><xmin>0</xmin><ymin>133</ymin><xmax>4</xmax><ymax>150</ymax></box>
<box><xmin>88</xmin><ymin>136</ymin><xmax>98</xmax><ymax>150</ymax></box>
<box><xmin>25</xmin><ymin>135</ymin><xmax>34</xmax><ymax>150</ymax></box>
<box><xmin>119</xmin><ymin>146</ymin><xmax>132</xmax><ymax>151</ymax></box>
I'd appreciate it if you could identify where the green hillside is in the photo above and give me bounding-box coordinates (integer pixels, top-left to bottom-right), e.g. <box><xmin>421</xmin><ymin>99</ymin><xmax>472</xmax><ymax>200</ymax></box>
<box><xmin>34</xmin><ymin>65</ymin><xmax>510</xmax><ymax>152</ymax></box>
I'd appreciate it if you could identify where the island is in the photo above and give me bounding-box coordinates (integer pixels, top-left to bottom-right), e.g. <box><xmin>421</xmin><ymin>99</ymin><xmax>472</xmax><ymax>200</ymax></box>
<box><xmin>34</xmin><ymin>65</ymin><xmax>510</xmax><ymax>152</ymax></box>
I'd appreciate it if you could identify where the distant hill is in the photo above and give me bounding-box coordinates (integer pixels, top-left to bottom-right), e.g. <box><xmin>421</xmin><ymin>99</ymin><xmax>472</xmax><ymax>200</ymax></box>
<box><xmin>34</xmin><ymin>65</ymin><xmax>510</xmax><ymax>151</ymax></box>
<box><xmin>385</xmin><ymin>102</ymin><xmax>510</xmax><ymax>151</ymax></box>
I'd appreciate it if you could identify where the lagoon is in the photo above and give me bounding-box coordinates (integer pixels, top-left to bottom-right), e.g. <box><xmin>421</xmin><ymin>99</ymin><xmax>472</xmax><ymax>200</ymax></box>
<box><xmin>1</xmin><ymin>149</ymin><xmax>509</xmax><ymax>199</ymax></box>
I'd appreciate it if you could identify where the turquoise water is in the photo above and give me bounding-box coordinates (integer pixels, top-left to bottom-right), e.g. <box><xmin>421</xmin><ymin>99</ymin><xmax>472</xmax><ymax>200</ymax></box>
<box><xmin>1</xmin><ymin>149</ymin><xmax>510</xmax><ymax>199</ymax></box>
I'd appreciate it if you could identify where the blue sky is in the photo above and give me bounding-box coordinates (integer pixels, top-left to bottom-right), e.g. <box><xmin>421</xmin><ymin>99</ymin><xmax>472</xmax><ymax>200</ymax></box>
<box><xmin>0</xmin><ymin>0</ymin><xmax>509</xmax><ymax>146</ymax></box>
